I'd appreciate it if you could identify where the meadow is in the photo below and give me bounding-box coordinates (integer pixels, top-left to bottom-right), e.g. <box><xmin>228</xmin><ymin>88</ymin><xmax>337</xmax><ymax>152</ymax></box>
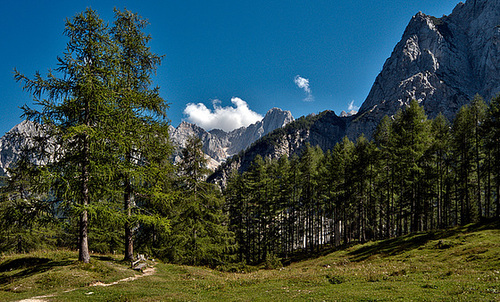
<box><xmin>1</xmin><ymin>221</ymin><xmax>499</xmax><ymax>301</ymax></box>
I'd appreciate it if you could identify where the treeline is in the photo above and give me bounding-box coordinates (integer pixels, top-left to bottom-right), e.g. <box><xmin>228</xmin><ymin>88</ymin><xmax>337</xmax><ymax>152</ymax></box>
<box><xmin>225</xmin><ymin>97</ymin><xmax>500</xmax><ymax>264</ymax></box>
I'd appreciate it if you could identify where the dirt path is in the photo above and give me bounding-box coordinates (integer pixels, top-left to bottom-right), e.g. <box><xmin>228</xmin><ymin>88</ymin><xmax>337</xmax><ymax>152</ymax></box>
<box><xmin>17</xmin><ymin>266</ymin><xmax>156</xmax><ymax>302</ymax></box>
<box><xmin>90</xmin><ymin>266</ymin><xmax>156</xmax><ymax>287</ymax></box>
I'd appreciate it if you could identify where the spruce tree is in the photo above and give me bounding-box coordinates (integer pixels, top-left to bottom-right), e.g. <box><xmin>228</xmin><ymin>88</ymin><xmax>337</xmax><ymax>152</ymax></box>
<box><xmin>169</xmin><ymin>136</ymin><xmax>234</xmax><ymax>266</ymax></box>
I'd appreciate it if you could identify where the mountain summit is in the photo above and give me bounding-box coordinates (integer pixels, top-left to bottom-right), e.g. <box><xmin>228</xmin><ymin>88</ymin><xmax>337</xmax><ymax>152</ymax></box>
<box><xmin>210</xmin><ymin>0</ymin><xmax>500</xmax><ymax>183</ymax></box>
<box><xmin>347</xmin><ymin>0</ymin><xmax>500</xmax><ymax>138</ymax></box>
<box><xmin>169</xmin><ymin>107</ymin><xmax>294</xmax><ymax>169</ymax></box>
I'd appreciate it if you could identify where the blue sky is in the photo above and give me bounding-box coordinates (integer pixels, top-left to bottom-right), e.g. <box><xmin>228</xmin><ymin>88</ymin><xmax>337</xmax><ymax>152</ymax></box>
<box><xmin>1</xmin><ymin>0</ymin><xmax>460</xmax><ymax>135</ymax></box>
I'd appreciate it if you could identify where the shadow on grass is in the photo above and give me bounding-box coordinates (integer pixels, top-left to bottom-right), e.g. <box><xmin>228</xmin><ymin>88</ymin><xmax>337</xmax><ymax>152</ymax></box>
<box><xmin>348</xmin><ymin>219</ymin><xmax>500</xmax><ymax>262</ymax></box>
<box><xmin>0</xmin><ymin>257</ymin><xmax>74</xmax><ymax>286</ymax></box>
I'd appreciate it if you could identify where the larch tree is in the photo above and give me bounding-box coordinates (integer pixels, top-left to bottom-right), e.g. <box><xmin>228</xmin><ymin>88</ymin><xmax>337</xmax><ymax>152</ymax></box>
<box><xmin>110</xmin><ymin>8</ymin><xmax>171</xmax><ymax>262</ymax></box>
<box><xmin>483</xmin><ymin>94</ymin><xmax>500</xmax><ymax>217</ymax></box>
<box><xmin>14</xmin><ymin>8</ymin><xmax>171</xmax><ymax>263</ymax></box>
<box><xmin>15</xmin><ymin>9</ymin><xmax>117</xmax><ymax>263</ymax></box>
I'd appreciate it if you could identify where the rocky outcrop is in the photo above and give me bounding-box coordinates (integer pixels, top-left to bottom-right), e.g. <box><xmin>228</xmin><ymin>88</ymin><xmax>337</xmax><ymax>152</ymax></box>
<box><xmin>347</xmin><ymin>0</ymin><xmax>500</xmax><ymax>139</ymax></box>
<box><xmin>169</xmin><ymin>108</ymin><xmax>294</xmax><ymax>169</ymax></box>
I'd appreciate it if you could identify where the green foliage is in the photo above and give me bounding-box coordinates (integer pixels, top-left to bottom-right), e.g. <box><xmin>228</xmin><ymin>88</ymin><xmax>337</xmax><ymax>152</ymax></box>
<box><xmin>264</xmin><ymin>252</ymin><xmax>283</xmax><ymax>270</ymax></box>
<box><xmin>157</xmin><ymin>136</ymin><xmax>235</xmax><ymax>267</ymax></box>
<box><xmin>326</xmin><ymin>274</ymin><xmax>345</xmax><ymax>284</ymax></box>
<box><xmin>11</xmin><ymin>8</ymin><xmax>172</xmax><ymax>263</ymax></box>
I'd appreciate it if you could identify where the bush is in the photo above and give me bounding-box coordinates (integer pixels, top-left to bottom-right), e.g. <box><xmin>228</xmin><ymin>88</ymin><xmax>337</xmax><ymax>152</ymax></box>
<box><xmin>264</xmin><ymin>252</ymin><xmax>282</xmax><ymax>270</ymax></box>
<box><xmin>326</xmin><ymin>274</ymin><xmax>345</xmax><ymax>284</ymax></box>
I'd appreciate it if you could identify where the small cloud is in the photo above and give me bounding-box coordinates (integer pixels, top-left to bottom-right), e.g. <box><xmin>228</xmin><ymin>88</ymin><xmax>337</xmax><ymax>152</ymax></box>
<box><xmin>341</xmin><ymin>100</ymin><xmax>359</xmax><ymax>117</ymax></box>
<box><xmin>348</xmin><ymin>100</ymin><xmax>359</xmax><ymax>112</ymax></box>
<box><xmin>294</xmin><ymin>75</ymin><xmax>314</xmax><ymax>102</ymax></box>
<box><xmin>183</xmin><ymin>97</ymin><xmax>263</xmax><ymax>132</ymax></box>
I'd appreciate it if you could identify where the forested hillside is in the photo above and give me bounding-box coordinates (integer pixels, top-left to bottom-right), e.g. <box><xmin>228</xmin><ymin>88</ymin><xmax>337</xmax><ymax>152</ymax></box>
<box><xmin>224</xmin><ymin>97</ymin><xmax>500</xmax><ymax>264</ymax></box>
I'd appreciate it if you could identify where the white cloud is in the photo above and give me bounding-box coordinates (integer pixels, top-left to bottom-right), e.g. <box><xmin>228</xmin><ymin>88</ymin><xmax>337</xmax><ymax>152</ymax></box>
<box><xmin>348</xmin><ymin>100</ymin><xmax>359</xmax><ymax>112</ymax></box>
<box><xmin>183</xmin><ymin>97</ymin><xmax>263</xmax><ymax>132</ymax></box>
<box><xmin>294</xmin><ymin>75</ymin><xmax>314</xmax><ymax>102</ymax></box>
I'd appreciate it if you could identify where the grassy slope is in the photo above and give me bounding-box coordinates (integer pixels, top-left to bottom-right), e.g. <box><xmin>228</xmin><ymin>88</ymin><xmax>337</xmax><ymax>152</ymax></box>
<box><xmin>1</xmin><ymin>221</ymin><xmax>499</xmax><ymax>301</ymax></box>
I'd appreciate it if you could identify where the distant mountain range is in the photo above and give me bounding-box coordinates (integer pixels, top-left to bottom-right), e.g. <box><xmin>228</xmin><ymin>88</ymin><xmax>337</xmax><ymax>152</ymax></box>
<box><xmin>0</xmin><ymin>109</ymin><xmax>293</xmax><ymax>175</ymax></box>
<box><xmin>2</xmin><ymin>0</ymin><xmax>499</xmax><ymax>180</ymax></box>
<box><xmin>169</xmin><ymin>108</ymin><xmax>294</xmax><ymax>169</ymax></box>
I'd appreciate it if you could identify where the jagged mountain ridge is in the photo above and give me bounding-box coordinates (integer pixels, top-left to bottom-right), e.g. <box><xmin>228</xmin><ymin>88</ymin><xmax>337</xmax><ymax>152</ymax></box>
<box><xmin>0</xmin><ymin>108</ymin><xmax>293</xmax><ymax>175</ymax></box>
<box><xmin>211</xmin><ymin>0</ymin><xmax>500</xmax><ymax>183</ymax></box>
<box><xmin>169</xmin><ymin>107</ymin><xmax>294</xmax><ymax>169</ymax></box>
<box><xmin>209</xmin><ymin>110</ymin><xmax>348</xmax><ymax>185</ymax></box>
<box><xmin>2</xmin><ymin>0</ymin><xmax>499</xmax><ymax>179</ymax></box>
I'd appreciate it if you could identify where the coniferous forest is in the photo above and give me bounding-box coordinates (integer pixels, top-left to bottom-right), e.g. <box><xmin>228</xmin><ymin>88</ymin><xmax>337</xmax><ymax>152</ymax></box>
<box><xmin>1</xmin><ymin>8</ymin><xmax>500</xmax><ymax>270</ymax></box>
<box><xmin>225</xmin><ymin>96</ymin><xmax>500</xmax><ymax>264</ymax></box>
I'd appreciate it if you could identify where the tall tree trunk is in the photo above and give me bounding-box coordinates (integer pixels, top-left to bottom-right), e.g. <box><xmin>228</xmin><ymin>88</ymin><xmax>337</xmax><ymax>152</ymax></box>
<box><xmin>80</xmin><ymin>133</ymin><xmax>91</xmax><ymax>263</ymax></box>
<box><xmin>124</xmin><ymin>171</ymin><xmax>134</xmax><ymax>261</ymax></box>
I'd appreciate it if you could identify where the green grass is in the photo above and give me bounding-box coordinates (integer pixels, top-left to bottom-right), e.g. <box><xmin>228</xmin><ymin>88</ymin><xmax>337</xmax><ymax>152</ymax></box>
<box><xmin>1</xmin><ymin>221</ymin><xmax>499</xmax><ymax>301</ymax></box>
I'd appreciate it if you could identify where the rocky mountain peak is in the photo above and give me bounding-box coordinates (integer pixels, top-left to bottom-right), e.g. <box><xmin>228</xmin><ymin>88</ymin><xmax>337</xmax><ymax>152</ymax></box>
<box><xmin>348</xmin><ymin>0</ymin><xmax>500</xmax><ymax>140</ymax></box>
<box><xmin>169</xmin><ymin>107</ymin><xmax>294</xmax><ymax>170</ymax></box>
<box><xmin>0</xmin><ymin>120</ymin><xmax>47</xmax><ymax>176</ymax></box>
<box><xmin>210</xmin><ymin>0</ymin><xmax>500</xmax><ymax>184</ymax></box>
<box><xmin>261</xmin><ymin>107</ymin><xmax>294</xmax><ymax>134</ymax></box>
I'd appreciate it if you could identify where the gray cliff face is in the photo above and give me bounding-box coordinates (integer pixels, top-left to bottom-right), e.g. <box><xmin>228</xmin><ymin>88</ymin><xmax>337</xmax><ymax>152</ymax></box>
<box><xmin>223</xmin><ymin>107</ymin><xmax>295</xmax><ymax>155</ymax></box>
<box><xmin>0</xmin><ymin>120</ymin><xmax>46</xmax><ymax>177</ymax></box>
<box><xmin>169</xmin><ymin>108</ymin><xmax>294</xmax><ymax>169</ymax></box>
<box><xmin>347</xmin><ymin>0</ymin><xmax>500</xmax><ymax>139</ymax></box>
